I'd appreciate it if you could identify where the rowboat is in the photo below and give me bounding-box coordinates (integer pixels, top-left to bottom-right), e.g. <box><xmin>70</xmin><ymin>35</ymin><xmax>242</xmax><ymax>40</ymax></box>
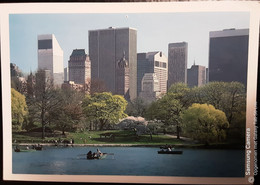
<box><xmin>14</xmin><ymin>148</ymin><xmax>36</xmax><ymax>152</ymax></box>
<box><xmin>34</xmin><ymin>146</ymin><xmax>43</xmax><ymax>151</ymax></box>
<box><xmin>87</xmin><ymin>153</ymin><xmax>108</xmax><ymax>160</ymax></box>
<box><xmin>157</xmin><ymin>150</ymin><xmax>183</xmax><ymax>154</ymax></box>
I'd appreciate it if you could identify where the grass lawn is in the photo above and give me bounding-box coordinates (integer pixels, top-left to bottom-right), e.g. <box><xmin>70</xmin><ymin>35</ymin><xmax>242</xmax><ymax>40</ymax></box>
<box><xmin>12</xmin><ymin>130</ymin><xmax>192</xmax><ymax>146</ymax></box>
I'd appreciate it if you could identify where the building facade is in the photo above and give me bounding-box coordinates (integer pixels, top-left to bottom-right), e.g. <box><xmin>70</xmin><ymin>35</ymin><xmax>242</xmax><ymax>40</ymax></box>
<box><xmin>139</xmin><ymin>73</ymin><xmax>161</xmax><ymax>103</ymax></box>
<box><xmin>89</xmin><ymin>27</ymin><xmax>137</xmax><ymax>100</ymax></box>
<box><xmin>64</xmin><ymin>67</ymin><xmax>68</xmax><ymax>82</ymax></box>
<box><xmin>168</xmin><ymin>42</ymin><xmax>188</xmax><ymax>89</ymax></box>
<box><xmin>115</xmin><ymin>52</ymin><xmax>130</xmax><ymax>99</ymax></box>
<box><xmin>187</xmin><ymin>63</ymin><xmax>206</xmax><ymax>88</ymax></box>
<box><xmin>38</xmin><ymin>34</ymin><xmax>64</xmax><ymax>86</ymax></box>
<box><xmin>208</xmin><ymin>28</ymin><xmax>249</xmax><ymax>88</ymax></box>
<box><xmin>68</xmin><ymin>49</ymin><xmax>91</xmax><ymax>85</ymax></box>
<box><xmin>137</xmin><ymin>51</ymin><xmax>167</xmax><ymax>96</ymax></box>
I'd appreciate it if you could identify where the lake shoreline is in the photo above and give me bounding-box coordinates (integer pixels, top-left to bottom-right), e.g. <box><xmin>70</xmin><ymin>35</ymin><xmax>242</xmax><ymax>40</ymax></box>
<box><xmin>12</xmin><ymin>143</ymin><xmax>244</xmax><ymax>150</ymax></box>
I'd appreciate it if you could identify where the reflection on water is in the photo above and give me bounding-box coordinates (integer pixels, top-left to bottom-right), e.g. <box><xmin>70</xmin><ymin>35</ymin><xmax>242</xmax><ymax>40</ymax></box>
<box><xmin>13</xmin><ymin>146</ymin><xmax>245</xmax><ymax>177</ymax></box>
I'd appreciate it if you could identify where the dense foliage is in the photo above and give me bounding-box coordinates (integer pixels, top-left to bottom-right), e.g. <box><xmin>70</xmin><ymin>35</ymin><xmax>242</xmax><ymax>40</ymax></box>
<box><xmin>181</xmin><ymin>103</ymin><xmax>229</xmax><ymax>145</ymax></box>
<box><xmin>11</xmin><ymin>88</ymin><xmax>28</xmax><ymax>131</ymax></box>
<box><xmin>82</xmin><ymin>92</ymin><xmax>128</xmax><ymax>130</ymax></box>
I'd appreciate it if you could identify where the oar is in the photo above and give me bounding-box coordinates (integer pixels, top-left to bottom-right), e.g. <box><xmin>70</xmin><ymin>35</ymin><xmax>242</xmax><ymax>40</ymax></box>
<box><xmin>103</xmin><ymin>153</ymin><xmax>114</xmax><ymax>155</ymax></box>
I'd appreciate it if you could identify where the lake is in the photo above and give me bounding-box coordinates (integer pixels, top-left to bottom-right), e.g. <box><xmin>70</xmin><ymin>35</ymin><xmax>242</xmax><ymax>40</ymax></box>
<box><xmin>12</xmin><ymin>146</ymin><xmax>245</xmax><ymax>177</ymax></box>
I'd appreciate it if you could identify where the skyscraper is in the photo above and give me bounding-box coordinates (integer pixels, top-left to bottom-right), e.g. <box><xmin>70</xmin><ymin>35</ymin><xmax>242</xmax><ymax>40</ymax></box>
<box><xmin>168</xmin><ymin>42</ymin><xmax>188</xmax><ymax>89</ymax></box>
<box><xmin>208</xmin><ymin>28</ymin><xmax>249</xmax><ymax>88</ymax></box>
<box><xmin>187</xmin><ymin>62</ymin><xmax>206</xmax><ymax>88</ymax></box>
<box><xmin>38</xmin><ymin>34</ymin><xmax>64</xmax><ymax>86</ymax></box>
<box><xmin>137</xmin><ymin>51</ymin><xmax>167</xmax><ymax>96</ymax></box>
<box><xmin>68</xmin><ymin>49</ymin><xmax>91</xmax><ymax>85</ymax></box>
<box><xmin>89</xmin><ymin>27</ymin><xmax>137</xmax><ymax>100</ymax></box>
<box><xmin>139</xmin><ymin>73</ymin><xmax>161</xmax><ymax>103</ymax></box>
<box><xmin>116</xmin><ymin>52</ymin><xmax>130</xmax><ymax>99</ymax></box>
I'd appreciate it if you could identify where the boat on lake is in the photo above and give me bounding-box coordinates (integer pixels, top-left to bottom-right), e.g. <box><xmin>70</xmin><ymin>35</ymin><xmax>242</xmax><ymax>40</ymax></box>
<box><xmin>158</xmin><ymin>150</ymin><xmax>183</xmax><ymax>154</ymax></box>
<box><xmin>14</xmin><ymin>145</ymin><xmax>36</xmax><ymax>152</ymax></box>
<box><xmin>87</xmin><ymin>153</ymin><xmax>108</xmax><ymax>160</ymax></box>
<box><xmin>32</xmin><ymin>144</ymin><xmax>43</xmax><ymax>151</ymax></box>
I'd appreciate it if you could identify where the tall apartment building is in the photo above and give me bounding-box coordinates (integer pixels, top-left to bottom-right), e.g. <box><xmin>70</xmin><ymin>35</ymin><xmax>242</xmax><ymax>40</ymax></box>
<box><xmin>187</xmin><ymin>62</ymin><xmax>206</xmax><ymax>88</ymax></box>
<box><xmin>137</xmin><ymin>52</ymin><xmax>167</xmax><ymax>96</ymax></box>
<box><xmin>209</xmin><ymin>28</ymin><xmax>249</xmax><ymax>88</ymax></box>
<box><xmin>168</xmin><ymin>42</ymin><xmax>188</xmax><ymax>89</ymax></box>
<box><xmin>89</xmin><ymin>27</ymin><xmax>137</xmax><ymax>100</ymax></box>
<box><xmin>68</xmin><ymin>49</ymin><xmax>91</xmax><ymax>85</ymax></box>
<box><xmin>38</xmin><ymin>34</ymin><xmax>64</xmax><ymax>86</ymax></box>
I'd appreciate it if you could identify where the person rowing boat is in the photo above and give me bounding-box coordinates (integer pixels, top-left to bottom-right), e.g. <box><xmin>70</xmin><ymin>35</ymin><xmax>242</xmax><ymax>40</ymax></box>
<box><xmin>86</xmin><ymin>148</ymin><xmax>111</xmax><ymax>160</ymax></box>
<box><xmin>96</xmin><ymin>148</ymin><xmax>102</xmax><ymax>158</ymax></box>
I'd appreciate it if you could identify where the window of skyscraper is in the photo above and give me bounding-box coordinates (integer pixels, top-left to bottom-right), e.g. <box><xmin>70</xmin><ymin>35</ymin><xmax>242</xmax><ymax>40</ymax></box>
<box><xmin>38</xmin><ymin>40</ymin><xmax>52</xmax><ymax>49</ymax></box>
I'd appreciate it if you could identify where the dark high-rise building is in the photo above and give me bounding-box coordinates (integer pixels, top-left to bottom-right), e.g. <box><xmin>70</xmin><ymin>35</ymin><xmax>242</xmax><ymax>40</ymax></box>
<box><xmin>206</xmin><ymin>68</ymin><xmax>209</xmax><ymax>83</ymax></box>
<box><xmin>187</xmin><ymin>62</ymin><xmax>206</xmax><ymax>88</ymax></box>
<box><xmin>168</xmin><ymin>42</ymin><xmax>188</xmax><ymax>89</ymax></box>
<box><xmin>137</xmin><ymin>51</ymin><xmax>167</xmax><ymax>96</ymax></box>
<box><xmin>68</xmin><ymin>49</ymin><xmax>91</xmax><ymax>85</ymax></box>
<box><xmin>89</xmin><ymin>27</ymin><xmax>137</xmax><ymax>100</ymax></box>
<box><xmin>209</xmin><ymin>28</ymin><xmax>249</xmax><ymax>88</ymax></box>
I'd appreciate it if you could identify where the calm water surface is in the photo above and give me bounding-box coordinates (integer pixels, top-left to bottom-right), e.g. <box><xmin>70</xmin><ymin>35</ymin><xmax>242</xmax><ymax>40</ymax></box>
<box><xmin>12</xmin><ymin>146</ymin><xmax>245</xmax><ymax>177</ymax></box>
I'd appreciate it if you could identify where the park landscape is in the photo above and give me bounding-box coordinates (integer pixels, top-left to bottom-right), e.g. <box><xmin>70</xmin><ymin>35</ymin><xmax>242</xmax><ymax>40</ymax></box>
<box><xmin>11</xmin><ymin>77</ymin><xmax>247</xmax><ymax>177</ymax></box>
<box><xmin>11</xmin><ymin>77</ymin><xmax>246</xmax><ymax>149</ymax></box>
<box><xmin>7</xmin><ymin>11</ymin><xmax>250</xmax><ymax>178</ymax></box>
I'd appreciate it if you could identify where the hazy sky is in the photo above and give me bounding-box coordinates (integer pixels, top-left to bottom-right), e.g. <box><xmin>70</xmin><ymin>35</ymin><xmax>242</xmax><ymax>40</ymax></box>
<box><xmin>9</xmin><ymin>12</ymin><xmax>249</xmax><ymax>74</ymax></box>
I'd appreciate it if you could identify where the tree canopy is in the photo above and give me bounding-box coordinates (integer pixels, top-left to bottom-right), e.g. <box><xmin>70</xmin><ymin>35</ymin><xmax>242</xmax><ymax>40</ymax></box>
<box><xmin>125</xmin><ymin>97</ymin><xmax>148</xmax><ymax>117</ymax></box>
<box><xmin>49</xmin><ymin>89</ymin><xmax>84</xmax><ymax>135</ymax></box>
<box><xmin>181</xmin><ymin>103</ymin><xmax>229</xmax><ymax>145</ymax></box>
<box><xmin>145</xmin><ymin>83</ymin><xmax>191</xmax><ymax>139</ymax></box>
<box><xmin>82</xmin><ymin>92</ymin><xmax>128</xmax><ymax>130</ymax></box>
<box><xmin>11</xmin><ymin>88</ymin><xmax>28</xmax><ymax>131</ymax></box>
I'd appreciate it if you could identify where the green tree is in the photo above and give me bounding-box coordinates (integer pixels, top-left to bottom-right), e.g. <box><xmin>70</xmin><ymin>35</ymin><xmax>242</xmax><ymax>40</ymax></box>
<box><xmin>32</xmin><ymin>70</ymin><xmax>61</xmax><ymax>138</ymax></box>
<box><xmin>181</xmin><ymin>103</ymin><xmax>229</xmax><ymax>145</ymax></box>
<box><xmin>11</xmin><ymin>88</ymin><xmax>28</xmax><ymax>131</ymax></box>
<box><xmin>189</xmin><ymin>82</ymin><xmax>246</xmax><ymax>142</ymax></box>
<box><xmin>82</xmin><ymin>92</ymin><xmax>128</xmax><ymax>130</ymax></box>
<box><xmin>168</xmin><ymin>82</ymin><xmax>191</xmax><ymax>108</ymax></box>
<box><xmin>145</xmin><ymin>83</ymin><xmax>191</xmax><ymax>139</ymax></box>
<box><xmin>190</xmin><ymin>82</ymin><xmax>246</xmax><ymax>123</ymax></box>
<box><xmin>146</xmin><ymin>93</ymin><xmax>183</xmax><ymax>139</ymax></box>
<box><xmin>125</xmin><ymin>97</ymin><xmax>148</xmax><ymax>117</ymax></box>
<box><xmin>50</xmin><ymin>89</ymin><xmax>84</xmax><ymax>135</ymax></box>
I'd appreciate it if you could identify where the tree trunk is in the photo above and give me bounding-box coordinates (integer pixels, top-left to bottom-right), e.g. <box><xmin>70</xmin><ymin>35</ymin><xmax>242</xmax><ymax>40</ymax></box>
<box><xmin>41</xmin><ymin>109</ymin><xmax>45</xmax><ymax>139</ymax></box>
<box><xmin>176</xmin><ymin>125</ymin><xmax>180</xmax><ymax>139</ymax></box>
<box><xmin>42</xmin><ymin>124</ymin><xmax>45</xmax><ymax>139</ymax></box>
<box><xmin>99</xmin><ymin>119</ymin><xmax>106</xmax><ymax>131</ymax></box>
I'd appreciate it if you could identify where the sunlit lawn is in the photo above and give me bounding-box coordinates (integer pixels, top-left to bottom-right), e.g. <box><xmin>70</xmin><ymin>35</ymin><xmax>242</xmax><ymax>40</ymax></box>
<box><xmin>12</xmin><ymin>130</ymin><xmax>190</xmax><ymax>145</ymax></box>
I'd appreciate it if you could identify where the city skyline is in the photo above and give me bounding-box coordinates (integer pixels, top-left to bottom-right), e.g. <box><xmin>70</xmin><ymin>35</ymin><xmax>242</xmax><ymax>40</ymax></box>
<box><xmin>9</xmin><ymin>12</ymin><xmax>249</xmax><ymax>74</ymax></box>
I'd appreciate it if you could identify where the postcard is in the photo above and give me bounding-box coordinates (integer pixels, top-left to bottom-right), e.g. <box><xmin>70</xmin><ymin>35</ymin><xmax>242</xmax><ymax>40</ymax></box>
<box><xmin>1</xmin><ymin>1</ymin><xmax>259</xmax><ymax>184</ymax></box>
